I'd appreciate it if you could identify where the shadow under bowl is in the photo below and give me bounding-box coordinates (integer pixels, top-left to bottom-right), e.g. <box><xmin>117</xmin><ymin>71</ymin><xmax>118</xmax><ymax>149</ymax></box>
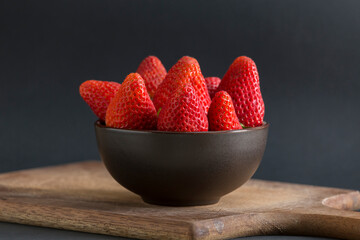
<box><xmin>95</xmin><ymin>121</ymin><xmax>269</xmax><ymax>206</ymax></box>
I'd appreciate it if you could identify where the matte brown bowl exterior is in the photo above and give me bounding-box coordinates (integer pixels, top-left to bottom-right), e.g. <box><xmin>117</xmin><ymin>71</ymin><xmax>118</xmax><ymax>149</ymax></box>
<box><xmin>95</xmin><ymin>121</ymin><xmax>269</xmax><ymax>206</ymax></box>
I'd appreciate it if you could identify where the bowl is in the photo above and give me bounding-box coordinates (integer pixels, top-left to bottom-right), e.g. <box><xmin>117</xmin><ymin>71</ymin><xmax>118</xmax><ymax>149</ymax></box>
<box><xmin>95</xmin><ymin>120</ymin><xmax>269</xmax><ymax>206</ymax></box>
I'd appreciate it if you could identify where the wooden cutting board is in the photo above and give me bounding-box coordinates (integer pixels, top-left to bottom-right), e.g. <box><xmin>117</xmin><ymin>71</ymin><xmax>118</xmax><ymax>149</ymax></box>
<box><xmin>0</xmin><ymin>161</ymin><xmax>359</xmax><ymax>240</ymax></box>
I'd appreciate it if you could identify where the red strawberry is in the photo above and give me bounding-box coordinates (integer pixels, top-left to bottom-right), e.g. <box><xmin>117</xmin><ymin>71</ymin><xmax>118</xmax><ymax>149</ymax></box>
<box><xmin>208</xmin><ymin>91</ymin><xmax>242</xmax><ymax>131</ymax></box>
<box><xmin>205</xmin><ymin>77</ymin><xmax>221</xmax><ymax>99</ymax></box>
<box><xmin>217</xmin><ymin>56</ymin><xmax>264</xmax><ymax>127</ymax></box>
<box><xmin>136</xmin><ymin>56</ymin><xmax>167</xmax><ymax>98</ymax></box>
<box><xmin>157</xmin><ymin>84</ymin><xmax>208</xmax><ymax>132</ymax></box>
<box><xmin>79</xmin><ymin>80</ymin><xmax>121</xmax><ymax>121</ymax></box>
<box><xmin>153</xmin><ymin>56</ymin><xmax>211</xmax><ymax>114</ymax></box>
<box><xmin>105</xmin><ymin>73</ymin><xmax>157</xmax><ymax>130</ymax></box>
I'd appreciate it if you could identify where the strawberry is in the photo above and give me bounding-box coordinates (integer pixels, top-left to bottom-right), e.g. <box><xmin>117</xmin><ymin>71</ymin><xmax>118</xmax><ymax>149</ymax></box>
<box><xmin>136</xmin><ymin>56</ymin><xmax>167</xmax><ymax>98</ymax></box>
<box><xmin>79</xmin><ymin>80</ymin><xmax>121</xmax><ymax>121</ymax></box>
<box><xmin>208</xmin><ymin>91</ymin><xmax>242</xmax><ymax>131</ymax></box>
<box><xmin>105</xmin><ymin>73</ymin><xmax>157</xmax><ymax>130</ymax></box>
<box><xmin>157</xmin><ymin>84</ymin><xmax>208</xmax><ymax>132</ymax></box>
<box><xmin>205</xmin><ymin>77</ymin><xmax>221</xmax><ymax>99</ymax></box>
<box><xmin>217</xmin><ymin>56</ymin><xmax>264</xmax><ymax>127</ymax></box>
<box><xmin>153</xmin><ymin>56</ymin><xmax>211</xmax><ymax>114</ymax></box>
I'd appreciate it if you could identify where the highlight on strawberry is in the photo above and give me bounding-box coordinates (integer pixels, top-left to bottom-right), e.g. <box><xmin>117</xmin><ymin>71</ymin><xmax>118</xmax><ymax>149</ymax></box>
<box><xmin>79</xmin><ymin>55</ymin><xmax>265</xmax><ymax>132</ymax></box>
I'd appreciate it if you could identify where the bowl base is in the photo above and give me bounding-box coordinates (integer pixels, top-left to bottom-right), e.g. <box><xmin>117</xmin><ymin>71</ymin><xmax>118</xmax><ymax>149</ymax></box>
<box><xmin>141</xmin><ymin>197</ymin><xmax>220</xmax><ymax>207</ymax></box>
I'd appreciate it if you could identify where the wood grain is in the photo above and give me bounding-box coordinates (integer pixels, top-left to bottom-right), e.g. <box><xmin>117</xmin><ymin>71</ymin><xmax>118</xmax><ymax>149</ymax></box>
<box><xmin>0</xmin><ymin>161</ymin><xmax>359</xmax><ymax>240</ymax></box>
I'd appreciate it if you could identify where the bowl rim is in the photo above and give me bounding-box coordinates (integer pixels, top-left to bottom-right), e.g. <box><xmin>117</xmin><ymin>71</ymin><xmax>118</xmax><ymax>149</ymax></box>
<box><xmin>95</xmin><ymin>120</ymin><xmax>269</xmax><ymax>135</ymax></box>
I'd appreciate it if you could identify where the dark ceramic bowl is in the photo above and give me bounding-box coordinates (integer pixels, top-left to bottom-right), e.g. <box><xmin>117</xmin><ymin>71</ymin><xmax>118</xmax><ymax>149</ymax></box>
<box><xmin>95</xmin><ymin>121</ymin><xmax>269</xmax><ymax>206</ymax></box>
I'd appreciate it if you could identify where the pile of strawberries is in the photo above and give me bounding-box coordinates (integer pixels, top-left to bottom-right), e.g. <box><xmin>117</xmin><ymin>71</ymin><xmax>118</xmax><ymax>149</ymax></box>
<box><xmin>79</xmin><ymin>56</ymin><xmax>265</xmax><ymax>132</ymax></box>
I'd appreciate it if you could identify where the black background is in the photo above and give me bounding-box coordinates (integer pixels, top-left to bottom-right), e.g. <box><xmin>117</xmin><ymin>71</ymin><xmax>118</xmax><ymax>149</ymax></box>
<box><xmin>0</xmin><ymin>1</ymin><xmax>359</xmax><ymax>239</ymax></box>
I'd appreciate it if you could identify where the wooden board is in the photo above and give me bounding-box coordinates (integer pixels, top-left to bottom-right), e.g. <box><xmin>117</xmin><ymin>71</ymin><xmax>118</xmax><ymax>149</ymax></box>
<box><xmin>0</xmin><ymin>161</ymin><xmax>359</xmax><ymax>240</ymax></box>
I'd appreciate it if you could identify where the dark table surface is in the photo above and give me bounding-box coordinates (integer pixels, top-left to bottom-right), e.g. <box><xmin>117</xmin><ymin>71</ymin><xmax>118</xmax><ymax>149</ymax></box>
<box><xmin>0</xmin><ymin>222</ymin><xmax>340</xmax><ymax>240</ymax></box>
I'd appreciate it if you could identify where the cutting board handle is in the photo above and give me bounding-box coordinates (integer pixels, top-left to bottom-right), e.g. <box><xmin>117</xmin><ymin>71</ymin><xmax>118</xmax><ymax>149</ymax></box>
<box><xmin>322</xmin><ymin>191</ymin><xmax>360</xmax><ymax>211</ymax></box>
<box><xmin>297</xmin><ymin>191</ymin><xmax>360</xmax><ymax>239</ymax></box>
<box><xmin>269</xmin><ymin>191</ymin><xmax>360</xmax><ymax>239</ymax></box>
